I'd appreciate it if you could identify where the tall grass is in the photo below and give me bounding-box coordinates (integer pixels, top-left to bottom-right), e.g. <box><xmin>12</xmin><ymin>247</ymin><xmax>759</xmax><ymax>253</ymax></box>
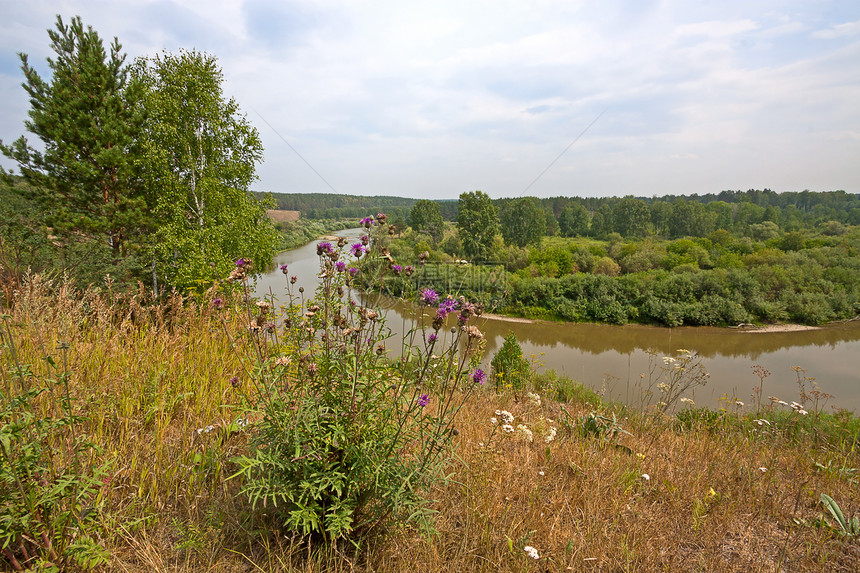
<box><xmin>1</xmin><ymin>272</ymin><xmax>858</xmax><ymax>571</ymax></box>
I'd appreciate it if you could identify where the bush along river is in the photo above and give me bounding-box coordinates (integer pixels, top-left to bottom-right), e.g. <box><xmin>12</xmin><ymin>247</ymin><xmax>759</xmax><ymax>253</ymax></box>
<box><xmin>255</xmin><ymin>229</ymin><xmax>860</xmax><ymax>413</ymax></box>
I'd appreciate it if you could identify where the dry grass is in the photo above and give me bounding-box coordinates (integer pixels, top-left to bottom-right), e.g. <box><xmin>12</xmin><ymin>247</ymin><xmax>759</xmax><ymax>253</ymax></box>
<box><xmin>3</xmin><ymin>276</ymin><xmax>859</xmax><ymax>572</ymax></box>
<box><xmin>266</xmin><ymin>210</ymin><xmax>301</xmax><ymax>223</ymax></box>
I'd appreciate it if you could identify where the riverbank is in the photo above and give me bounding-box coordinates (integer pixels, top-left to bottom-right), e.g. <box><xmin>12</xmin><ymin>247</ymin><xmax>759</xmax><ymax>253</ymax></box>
<box><xmin>736</xmin><ymin>323</ymin><xmax>821</xmax><ymax>333</ymax></box>
<box><xmin>482</xmin><ymin>312</ymin><xmax>826</xmax><ymax>333</ymax></box>
<box><xmin>273</xmin><ymin>218</ymin><xmax>355</xmax><ymax>252</ymax></box>
<box><xmin>3</xmin><ymin>278</ymin><xmax>858</xmax><ymax>572</ymax></box>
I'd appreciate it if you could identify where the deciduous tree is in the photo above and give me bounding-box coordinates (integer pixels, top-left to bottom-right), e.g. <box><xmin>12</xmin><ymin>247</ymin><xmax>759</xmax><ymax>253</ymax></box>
<box><xmin>558</xmin><ymin>202</ymin><xmax>590</xmax><ymax>237</ymax></box>
<box><xmin>408</xmin><ymin>199</ymin><xmax>444</xmax><ymax>243</ymax></box>
<box><xmin>500</xmin><ymin>197</ymin><xmax>545</xmax><ymax>247</ymax></box>
<box><xmin>612</xmin><ymin>197</ymin><xmax>651</xmax><ymax>237</ymax></box>
<box><xmin>456</xmin><ymin>190</ymin><xmax>499</xmax><ymax>259</ymax></box>
<box><xmin>132</xmin><ymin>50</ymin><xmax>278</xmax><ymax>290</ymax></box>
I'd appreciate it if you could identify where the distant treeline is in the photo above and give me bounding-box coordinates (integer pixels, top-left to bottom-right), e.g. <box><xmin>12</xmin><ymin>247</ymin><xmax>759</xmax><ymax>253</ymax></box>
<box><xmin>254</xmin><ymin>191</ymin><xmax>460</xmax><ymax>221</ymax></box>
<box><xmin>259</xmin><ymin>189</ymin><xmax>859</xmax><ymax>234</ymax></box>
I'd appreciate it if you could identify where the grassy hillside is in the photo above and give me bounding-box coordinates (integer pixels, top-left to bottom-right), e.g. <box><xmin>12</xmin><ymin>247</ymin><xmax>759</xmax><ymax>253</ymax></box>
<box><xmin>2</xmin><ymin>266</ymin><xmax>858</xmax><ymax>571</ymax></box>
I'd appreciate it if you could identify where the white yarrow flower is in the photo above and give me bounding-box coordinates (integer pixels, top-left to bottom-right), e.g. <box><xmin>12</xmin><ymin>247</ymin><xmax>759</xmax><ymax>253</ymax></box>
<box><xmin>516</xmin><ymin>424</ymin><xmax>534</xmax><ymax>442</ymax></box>
<box><xmin>523</xmin><ymin>546</ymin><xmax>540</xmax><ymax>560</ymax></box>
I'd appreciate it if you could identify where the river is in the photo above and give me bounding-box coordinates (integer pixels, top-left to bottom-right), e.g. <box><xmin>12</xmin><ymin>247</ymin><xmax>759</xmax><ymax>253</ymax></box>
<box><xmin>255</xmin><ymin>229</ymin><xmax>860</xmax><ymax>413</ymax></box>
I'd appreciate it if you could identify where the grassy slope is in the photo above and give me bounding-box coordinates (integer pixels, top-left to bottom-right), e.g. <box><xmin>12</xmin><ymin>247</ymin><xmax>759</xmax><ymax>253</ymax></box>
<box><xmin>2</xmin><ymin>277</ymin><xmax>859</xmax><ymax>572</ymax></box>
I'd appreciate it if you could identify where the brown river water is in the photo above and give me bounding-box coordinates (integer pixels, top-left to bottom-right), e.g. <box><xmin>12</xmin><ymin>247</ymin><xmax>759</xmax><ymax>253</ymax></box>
<box><xmin>255</xmin><ymin>229</ymin><xmax>860</xmax><ymax>413</ymax></box>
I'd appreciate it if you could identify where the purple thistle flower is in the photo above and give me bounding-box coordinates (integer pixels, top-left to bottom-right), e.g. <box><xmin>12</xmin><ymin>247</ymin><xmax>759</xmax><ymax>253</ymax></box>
<box><xmin>348</xmin><ymin>267</ymin><xmax>359</xmax><ymax>276</ymax></box>
<box><xmin>438</xmin><ymin>298</ymin><xmax>458</xmax><ymax>314</ymax></box>
<box><xmin>360</xmin><ymin>234</ymin><xmax>370</xmax><ymax>245</ymax></box>
<box><xmin>391</xmin><ymin>264</ymin><xmax>403</xmax><ymax>275</ymax></box>
<box><xmin>427</xmin><ymin>333</ymin><xmax>437</xmax><ymax>344</ymax></box>
<box><xmin>212</xmin><ymin>298</ymin><xmax>223</xmax><ymax>310</ymax></box>
<box><xmin>471</xmin><ymin>369</ymin><xmax>487</xmax><ymax>386</ymax></box>
<box><xmin>317</xmin><ymin>242</ymin><xmax>333</xmax><ymax>256</ymax></box>
<box><xmin>351</xmin><ymin>243</ymin><xmax>366</xmax><ymax>258</ymax></box>
<box><xmin>279</xmin><ymin>264</ymin><xmax>289</xmax><ymax>274</ymax></box>
<box><xmin>417</xmin><ymin>394</ymin><xmax>430</xmax><ymax>407</ymax></box>
<box><xmin>360</xmin><ymin>216</ymin><xmax>375</xmax><ymax>228</ymax></box>
<box><xmin>235</xmin><ymin>258</ymin><xmax>247</xmax><ymax>268</ymax></box>
<box><xmin>229</xmin><ymin>375</ymin><xmax>240</xmax><ymax>388</ymax></box>
<box><xmin>336</xmin><ymin>261</ymin><xmax>347</xmax><ymax>272</ymax></box>
<box><xmin>420</xmin><ymin>288</ymin><xmax>439</xmax><ymax>306</ymax></box>
<box><xmin>290</xmin><ymin>275</ymin><xmax>297</xmax><ymax>284</ymax></box>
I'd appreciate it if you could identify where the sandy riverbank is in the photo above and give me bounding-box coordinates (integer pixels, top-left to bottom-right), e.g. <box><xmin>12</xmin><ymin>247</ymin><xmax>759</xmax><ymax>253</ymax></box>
<box><xmin>480</xmin><ymin>312</ymin><xmax>823</xmax><ymax>332</ymax></box>
<box><xmin>734</xmin><ymin>323</ymin><xmax>820</xmax><ymax>333</ymax></box>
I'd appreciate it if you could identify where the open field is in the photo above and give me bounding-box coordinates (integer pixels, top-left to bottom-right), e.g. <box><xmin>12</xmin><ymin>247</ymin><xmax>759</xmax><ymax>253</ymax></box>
<box><xmin>266</xmin><ymin>210</ymin><xmax>302</xmax><ymax>223</ymax></box>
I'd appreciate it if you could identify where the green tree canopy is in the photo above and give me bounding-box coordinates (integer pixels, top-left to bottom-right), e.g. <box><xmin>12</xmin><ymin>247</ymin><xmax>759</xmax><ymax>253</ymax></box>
<box><xmin>612</xmin><ymin>197</ymin><xmax>652</xmax><ymax>237</ymax></box>
<box><xmin>456</xmin><ymin>190</ymin><xmax>499</xmax><ymax>259</ymax></box>
<box><xmin>408</xmin><ymin>199</ymin><xmax>444</xmax><ymax>243</ymax></box>
<box><xmin>558</xmin><ymin>202</ymin><xmax>590</xmax><ymax>237</ymax></box>
<box><xmin>668</xmin><ymin>200</ymin><xmax>716</xmax><ymax>238</ymax></box>
<box><xmin>131</xmin><ymin>49</ymin><xmax>278</xmax><ymax>291</ymax></box>
<box><xmin>500</xmin><ymin>197</ymin><xmax>546</xmax><ymax>247</ymax></box>
<box><xmin>0</xmin><ymin>15</ymin><xmax>147</xmax><ymax>259</ymax></box>
<box><xmin>589</xmin><ymin>204</ymin><xmax>613</xmax><ymax>238</ymax></box>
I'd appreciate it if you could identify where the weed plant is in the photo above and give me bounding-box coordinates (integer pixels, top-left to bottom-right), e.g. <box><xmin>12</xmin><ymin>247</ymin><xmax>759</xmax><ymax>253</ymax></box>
<box><xmin>1</xmin><ymin>316</ymin><xmax>111</xmax><ymax>570</ymax></box>
<box><xmin>227</xmin><ymin>214</ymin><xmax>487</xmax><ymax>543</ymax></box>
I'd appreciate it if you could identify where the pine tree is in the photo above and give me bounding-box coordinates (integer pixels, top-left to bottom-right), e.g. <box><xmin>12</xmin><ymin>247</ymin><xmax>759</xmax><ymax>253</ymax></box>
<box><xmin>0</xmin><ymin>15</ymin><xmax>147</xmax><ymax>259</ymax></box>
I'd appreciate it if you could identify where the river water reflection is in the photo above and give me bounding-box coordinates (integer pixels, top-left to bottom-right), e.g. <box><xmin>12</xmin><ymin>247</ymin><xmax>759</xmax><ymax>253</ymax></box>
<box><xmin>256</xmin><ymin>229</ymin><xmax>860</xmax><ymax>412</ymax></box>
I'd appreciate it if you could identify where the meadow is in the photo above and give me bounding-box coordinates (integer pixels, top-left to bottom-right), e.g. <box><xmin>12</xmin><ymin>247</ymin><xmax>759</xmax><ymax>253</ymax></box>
<box><xmin>2</xmin><ymin>251</ymin><xmax>859</xmax><ymax>572</ymax></box>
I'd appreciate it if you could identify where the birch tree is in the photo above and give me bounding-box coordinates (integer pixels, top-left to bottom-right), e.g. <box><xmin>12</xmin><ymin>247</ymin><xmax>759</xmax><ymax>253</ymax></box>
<box><xmin>132</xmin><ymin>50</ymin><xmax>278</xmax><ymax>291</ymax></box>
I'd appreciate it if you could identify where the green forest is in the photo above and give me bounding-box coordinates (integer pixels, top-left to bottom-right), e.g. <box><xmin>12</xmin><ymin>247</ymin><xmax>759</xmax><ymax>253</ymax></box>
<box><xmin>363</xmin><ymin>190</ymin><xmax>860</xmax><ymax>327</ymax></box>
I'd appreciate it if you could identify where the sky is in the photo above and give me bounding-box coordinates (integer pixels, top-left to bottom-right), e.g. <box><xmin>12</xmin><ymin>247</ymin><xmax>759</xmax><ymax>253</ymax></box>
<box><xmin>1</xmin><ymin>1</ymin><xmax>858</xmax><ymax>200</ymax></box>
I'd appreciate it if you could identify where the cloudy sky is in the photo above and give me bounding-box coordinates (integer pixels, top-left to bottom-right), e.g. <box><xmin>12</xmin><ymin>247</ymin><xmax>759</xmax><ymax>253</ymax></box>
<box><xmin>1</xmin><ymin>1</ymin><xmax>858</xmax><ymax>200</ymax></box>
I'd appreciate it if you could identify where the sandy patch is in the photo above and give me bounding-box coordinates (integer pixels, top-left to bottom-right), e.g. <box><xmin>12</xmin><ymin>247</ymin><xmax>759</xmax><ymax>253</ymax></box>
<box><xmin>732</xmin><ymin>323</ymin><xmax>820</xmax><ymax>333</ymax></box>
<box><xmin>480</xmin><ymin>313</ymin><xmax>536</xmax><ymax>324</ymax></box>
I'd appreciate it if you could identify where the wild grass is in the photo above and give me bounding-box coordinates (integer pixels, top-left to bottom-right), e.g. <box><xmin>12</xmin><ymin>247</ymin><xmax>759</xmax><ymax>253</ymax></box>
<box><xmin>2</xmin><ymin>275</ymin><xmax>859</xmax><ymax>572</ymax></box>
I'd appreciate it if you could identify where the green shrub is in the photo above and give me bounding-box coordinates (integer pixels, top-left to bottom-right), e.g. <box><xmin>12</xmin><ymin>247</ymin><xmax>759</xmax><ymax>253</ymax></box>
<box><xmin>491</xmin><ymin>333</ymin><xmax>530</xmax><ymax>393</ymax></box>
<box><xmin>534</xmin><ymin>370</ymin><xmax>602</xmax><ymax>406</ymax></box>
<box><xmin>592</xmin><ymin>256</ymin><xmax>621</xmax><ymax>277</ymax></box>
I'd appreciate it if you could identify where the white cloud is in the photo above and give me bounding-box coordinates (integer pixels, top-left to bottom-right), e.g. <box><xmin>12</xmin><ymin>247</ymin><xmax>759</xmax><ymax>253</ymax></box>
<box><xmin>674</xmin><ymin>19</ymin><xmax>759</xmax><ymax>38</ymax></box>
<box><xmin>812</xmin><ymin>19</ymin><xmax>860</xmax><ymax>39</ymax></box>
<box><xmin>1</xmin><ymin>0</ymin><xmax>858</xmax><ymax>198</ymax></box>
